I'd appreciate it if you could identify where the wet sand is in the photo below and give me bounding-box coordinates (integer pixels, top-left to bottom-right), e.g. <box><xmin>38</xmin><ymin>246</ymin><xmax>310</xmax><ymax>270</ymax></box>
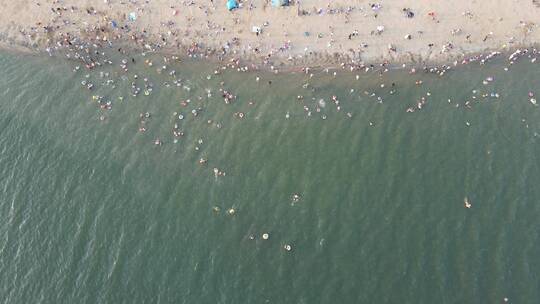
<box><xmin>1</xmin><ymin>0</ymin><xmax>540</xmax><ymax>67</ymax></box>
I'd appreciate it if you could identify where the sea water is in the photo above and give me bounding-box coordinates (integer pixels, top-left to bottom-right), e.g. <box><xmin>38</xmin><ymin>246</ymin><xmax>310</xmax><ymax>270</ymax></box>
<box><xmin>0</xmin><ymin>50</ymin><xmax>539</xmax><ymax>303</ymax></box>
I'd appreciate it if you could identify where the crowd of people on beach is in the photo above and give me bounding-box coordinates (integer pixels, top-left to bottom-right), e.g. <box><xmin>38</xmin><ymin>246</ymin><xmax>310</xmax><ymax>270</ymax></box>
<box><xmin>6</xmin><ymin>0</ymin><xmax>537</xmax><ymax>67</ymax></box>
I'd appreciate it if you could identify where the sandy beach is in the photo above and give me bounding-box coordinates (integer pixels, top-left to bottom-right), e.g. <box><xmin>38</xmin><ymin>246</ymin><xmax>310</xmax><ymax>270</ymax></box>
<box><xmin>1</xmin><ymin>0</ymin><xmax>540</xmax><ymax>66</ymax></box>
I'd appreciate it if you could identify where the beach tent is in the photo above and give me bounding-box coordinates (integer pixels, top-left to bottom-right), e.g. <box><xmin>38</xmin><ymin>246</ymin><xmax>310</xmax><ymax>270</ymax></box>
<box><xmin>128</xmin><ymin>12</ymin><xmax>137</xmax><ymax>21</ymax></box>
<box><xmin>271</xmin><ymin>0</ymin><xmax>289</xmax><ymax>7</ymax></box>
<box><xmin>227</xmin><ymin>0</ymin><xmax>238</xmax><ymax>10</ymax></box>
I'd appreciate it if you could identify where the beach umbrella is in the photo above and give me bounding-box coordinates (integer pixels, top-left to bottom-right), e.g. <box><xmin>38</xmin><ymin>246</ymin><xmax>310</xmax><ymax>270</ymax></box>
<box><xmin>271</xmin><ymin>0</ymin><xmax>289</xmax><ymax>7</ymax></box>
<box><xmin>227</xmin><ymin>0</ymin><xmax>238</xmax><ymax>11</ymax></box>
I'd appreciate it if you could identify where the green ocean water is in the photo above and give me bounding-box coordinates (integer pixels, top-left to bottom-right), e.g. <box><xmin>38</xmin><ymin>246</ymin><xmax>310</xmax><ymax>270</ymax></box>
<box><xmin>0</xmin><ymin>50</ymin><xmax>539</xmax><ymax>304</ymax></box>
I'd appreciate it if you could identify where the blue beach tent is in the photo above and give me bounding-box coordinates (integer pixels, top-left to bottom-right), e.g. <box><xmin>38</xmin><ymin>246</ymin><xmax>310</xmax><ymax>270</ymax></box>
<box><xmin>272</xmin><ymin>0</ymin><xmax>289</xmax><ymax>7</ymax></box>
<box><xmin>227</xmin><ymin>0</ymin><xmax>238</xmax><ymax>10</ymax></box>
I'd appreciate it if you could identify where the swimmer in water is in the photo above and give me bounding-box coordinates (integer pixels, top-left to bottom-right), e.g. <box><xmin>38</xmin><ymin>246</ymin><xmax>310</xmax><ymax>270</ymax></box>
<box><xmin>464</xmin><ymin>197</ymin><xmax>472</xmax><ymax>208</ymax></box>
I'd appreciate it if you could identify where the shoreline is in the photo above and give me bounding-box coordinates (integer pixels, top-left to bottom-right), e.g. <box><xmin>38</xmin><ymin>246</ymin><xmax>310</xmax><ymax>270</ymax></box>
<box><xmin>2</xmin><ymin>33</ymin><xmax>538</xmax><ymax>75</ymax></box>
